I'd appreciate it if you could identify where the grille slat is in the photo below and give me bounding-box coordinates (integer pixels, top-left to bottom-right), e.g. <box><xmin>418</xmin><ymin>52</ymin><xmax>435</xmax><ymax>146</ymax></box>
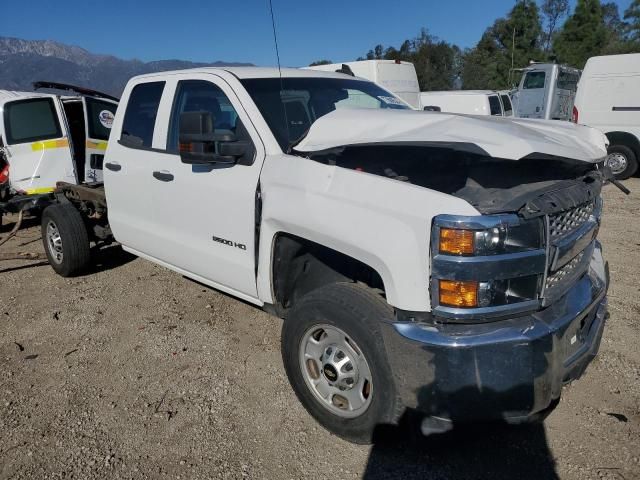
<box><xmin>543</xmin><ymin>199</ymin><xmax>599</xmax><ymax>303</ymax></box>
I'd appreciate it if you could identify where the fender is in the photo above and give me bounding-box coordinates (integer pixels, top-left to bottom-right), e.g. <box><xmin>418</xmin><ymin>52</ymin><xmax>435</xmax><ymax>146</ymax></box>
<box><xmin>255</xmin><ymin>154</ymin><xmax>479</xmax><ymax>311</ymax></box>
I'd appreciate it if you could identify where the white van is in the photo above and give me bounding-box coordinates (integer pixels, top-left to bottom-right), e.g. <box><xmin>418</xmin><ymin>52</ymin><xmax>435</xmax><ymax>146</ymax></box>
<box><xmin>419</xmin><ymin>90</ymin><xmax>505</xmax><ymax>116</ymax></box>
<box><xmin>573</xmin><ymin>53</ymin><xmax>640</xmax><ymax>179</ymax></box>
<box><xmin>512</xmin><ymin>63</ymin><xmax>580</xmax><ymax>121</ymax></box>
<box><xmin>306</xmin><ymin>60</ymin><xmax>421</xmax><ymax>109</ymax></box>
<box><xmin>0</xmin><ymin>82</ymin><xmax>118</xmax><ymax>199</ymax></box>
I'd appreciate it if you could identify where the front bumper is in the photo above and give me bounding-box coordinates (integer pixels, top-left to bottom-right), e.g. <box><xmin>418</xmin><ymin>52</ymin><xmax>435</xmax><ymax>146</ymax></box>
<box><xmin>382</xmin><ymin>244</ymin><xmax>608</xmax><ymax>423</ymax></box>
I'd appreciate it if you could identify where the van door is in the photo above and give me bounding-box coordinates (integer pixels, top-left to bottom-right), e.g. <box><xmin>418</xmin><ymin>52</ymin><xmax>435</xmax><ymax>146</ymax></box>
<box><xmin>516</xmin><ymin>70</ymin><xmax>548</xmax><ymax>119</ymax></box>
<box><xmin>83</xmin><ymin>97</ymin><xmax>118</xmax><ymax>183</ymax></box>
<box><xmin>2</xmin><ymin>97</ymin><xmax>76</xmax><ymax>194</ymax></box>
<box><xmin>147</xmin><ymin>74</ymin><xmax>265</xmax><ymax>301</ymax></box>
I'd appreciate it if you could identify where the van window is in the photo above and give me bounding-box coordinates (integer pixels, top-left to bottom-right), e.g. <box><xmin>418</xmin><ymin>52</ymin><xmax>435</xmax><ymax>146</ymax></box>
<box><xmin>121</xmin><ymin>82</ymin><xmax>165</xmax><ymax>148</ymax></box>
<box><xmin>488</xmin><ymin>95</ymin><xmax>502</xmax><ymax>116</ymax></box>
<box><xmin>4</xmin><ymin>98</ymin><xmax>62</xmax><ymax>145</ymax></box>
<box><xmin>86</xmin><ymin>98</ymin><xmax>117</xmax><ymax>140</ymax></box>
<box><xmin>556</xmin><ymin>70</ymin><xmax>579</xmax><ymax>92</ymax></box>
<box><xmin>501</xmin><ymin>94</ymin><xmax>513</xmax><ymax>115</ymax></box>
<box><xmin>167</xmin><ymin>80</ymin><xmax>240</xmax><ymax>152</ymax></box>
<box><xmin>523</xmin><ymin>71</ymin><xmax>546</xmax><ymax>89</ymax></box>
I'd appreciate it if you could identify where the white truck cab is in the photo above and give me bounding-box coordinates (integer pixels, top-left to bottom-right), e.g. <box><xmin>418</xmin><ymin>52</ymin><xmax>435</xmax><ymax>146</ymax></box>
<box><xmin>419</xmin><ymin>90</ymin><xmax>506</xmax><ymax>116</ymax></box>
<box><xmin>573</xmin><ymin>53</ymin><xmax>640</xmax><ymax>180</ymax></box>
<box><xmin>512</xmin><ymin>63</ymin><xmax>580</xmax><ymax>121</ymax></box>
<box><xmin>40</xmin><ymin>67</ymin><xmax>610</xmax><ymax>443</ymax></box>
<box><xmin>0</xmin><ymin>83</ymin><xmax>117</xmax><ymax>198</ymax></box>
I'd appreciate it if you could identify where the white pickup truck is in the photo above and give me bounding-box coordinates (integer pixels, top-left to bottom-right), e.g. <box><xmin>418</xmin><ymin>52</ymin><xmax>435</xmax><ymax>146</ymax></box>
<box><xmin>40</xmin><ymin>67</ymin><xmax>610</xmax><ymax>443</ymax></box>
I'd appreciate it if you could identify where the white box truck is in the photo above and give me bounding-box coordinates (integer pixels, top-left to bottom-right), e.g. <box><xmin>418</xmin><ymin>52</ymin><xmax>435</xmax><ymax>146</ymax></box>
<box><xmin>307</xmin><ymin>60</ymin><xmax>421</xmax><ymax>109</ymax></box>
<box><xmin>573</xmin><ymin>53</ymin><xmax>640</xmax><ymax>180</ymax></box>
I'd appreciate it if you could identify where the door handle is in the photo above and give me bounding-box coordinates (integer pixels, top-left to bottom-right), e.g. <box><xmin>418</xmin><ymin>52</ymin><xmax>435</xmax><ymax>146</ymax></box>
<box><xmin>153</xmin><ymin>170</ymin><xmax>174</xmax><ymax>182</ymax></box>
<box><xmin>105</xmin><ymin>162</ymin><xmax>121</xmax><ymax>172</ymax></box>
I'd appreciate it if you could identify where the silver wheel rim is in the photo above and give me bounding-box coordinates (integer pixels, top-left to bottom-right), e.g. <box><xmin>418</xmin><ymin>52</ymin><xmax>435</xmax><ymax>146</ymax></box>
<box><xmin>606</xmin><ymin>152</ymin><xmax>628</xmax><ymax>175</ymax></box>
<box><xmin>46</xmin><ymin>220</ymin><xmax>64</xmax><ymax>264</ymax></box>
<box><xmin>299</xmin><ymin>324</ymin><xmax>373</xmax><ymax>418</ymax></box>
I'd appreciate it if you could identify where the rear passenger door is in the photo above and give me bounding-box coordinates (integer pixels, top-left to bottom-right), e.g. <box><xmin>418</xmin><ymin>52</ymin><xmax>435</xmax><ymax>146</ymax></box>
<box><xmin>147</xmin><ymin>73</ymin><xmax>266</xmax><ymax>301</ymax></box>
<box><xmin>103</xmin><ymin>80</ymin><xmax>164</xmax><ymax>256</ymax></box>
<box><xmin>82</xmin><ymin>97</ymin><xmax>118</xmax><ymax>182</ymax></box>
<box><xmin>2</xmin><ymin>97</ymin><xmax>76</xmax><ymax>194</ymax></box>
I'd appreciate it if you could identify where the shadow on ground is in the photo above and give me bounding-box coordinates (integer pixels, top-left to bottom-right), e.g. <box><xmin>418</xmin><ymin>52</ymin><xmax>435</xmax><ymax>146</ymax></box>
<box><xmin>363</xmin><ymin>421</ymin><xmax>557</xmax><ymax>480</ymax></box>
<box><xmin>90</xmin><ymin>244</ymin><xmax>136</xmax><ymax>273</ymax></box>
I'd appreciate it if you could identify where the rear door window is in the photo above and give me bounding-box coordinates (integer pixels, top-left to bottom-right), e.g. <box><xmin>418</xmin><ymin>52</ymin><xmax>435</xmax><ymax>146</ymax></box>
<box><xmin>121</xmin><ymin>82</ymin><xmax>165</xmax><ymax>148</ymax></box>
<box><xmin>4</xmin><ymin>98</ymin><xmax>62</xmax><ymax>145</ymax></box>
<box><xmin>523</xmin><ymin>71</ymin><xmax>546</xmax><ymax>89</ymax></box>
<box><xmin>501</xmin><ymin>94</ymin><xmax>513</xmax><ymax>115</ymax></box>
<box><xmin>488</xmin><ymin>95</ymin><xmax>502</xmax><ymax>116</ymax></box>
<box><xmin>86</xmin><ymin>98</ymin><xmax>118</xmax><ymax>140</ymax></box>
<box><xmin>556</xmin><ymin>70</ymin><xmax>579</xmax><ymax>92</ymax></box>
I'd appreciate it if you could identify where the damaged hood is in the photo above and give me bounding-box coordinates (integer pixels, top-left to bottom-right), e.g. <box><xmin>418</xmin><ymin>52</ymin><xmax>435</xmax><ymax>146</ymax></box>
<box><xmin>294</xmin><ymin>109</ymin><xmax>608</xmax><ymax>162</ymax></box>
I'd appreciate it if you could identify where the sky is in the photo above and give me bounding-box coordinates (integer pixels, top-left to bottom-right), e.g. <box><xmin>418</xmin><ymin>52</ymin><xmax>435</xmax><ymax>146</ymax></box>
<box><xmin>3</xmin><ymin>0</ymin><xmax>634</xmax><ymax>67</ymax></box>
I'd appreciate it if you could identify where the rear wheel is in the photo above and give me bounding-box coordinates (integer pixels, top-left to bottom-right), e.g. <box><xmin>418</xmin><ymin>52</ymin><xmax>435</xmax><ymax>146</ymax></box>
<box><xmin>281</xmin><ymin>282</ymin><xmax>402</xmax><ymax>444</ymax></box>
<box><xmin>606</xmin><ymin>144</ymin><xmax>638</xmax><ymax>180</ymax></box>
<box><xmin>41</xmin><ymin>203</ymin><xmax>90</xmax><ymax>277</ymax></box>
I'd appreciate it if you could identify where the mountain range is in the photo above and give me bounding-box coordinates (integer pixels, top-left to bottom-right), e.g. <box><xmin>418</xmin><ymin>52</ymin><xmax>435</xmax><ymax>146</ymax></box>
<box><xmin>0</xmin><ymin>37</ymin><xmax>253</xmax><ymax>97</ymax></box>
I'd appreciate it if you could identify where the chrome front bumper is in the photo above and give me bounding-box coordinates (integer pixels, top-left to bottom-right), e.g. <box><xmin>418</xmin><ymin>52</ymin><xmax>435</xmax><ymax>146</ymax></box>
<box><xmin>382</xmin><ymin>244</ymin><xmax>608</xmax><ymax>423</ymax></box>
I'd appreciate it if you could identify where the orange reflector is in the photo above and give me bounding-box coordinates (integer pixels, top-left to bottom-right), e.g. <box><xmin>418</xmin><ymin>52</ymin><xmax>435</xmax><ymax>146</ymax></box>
<box><xmin>439</xmin><ymin>280</ymin><xmax>478</xmax><ymax>308</ymax></box>
<box><xmin>439</xmin><ymin>228</ymin><xmax>474</xmax><ymax>255</ymax></box>
<box><xmin>179</xmin><ymin>142</ymin><xmax>192</xmax><ymax>153</ymax></box>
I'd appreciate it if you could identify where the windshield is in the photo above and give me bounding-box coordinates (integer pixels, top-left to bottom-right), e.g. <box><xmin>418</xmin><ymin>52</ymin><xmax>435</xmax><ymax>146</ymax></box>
<box><xmin>240</xmin><ymin>77</ymin><xmax>410</xmax><ymax>150</ymax></box>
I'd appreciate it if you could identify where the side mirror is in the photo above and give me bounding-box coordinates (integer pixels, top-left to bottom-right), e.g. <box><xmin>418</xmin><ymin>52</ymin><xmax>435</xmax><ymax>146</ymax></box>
<box><xmin>423</xmin><ymin>105</ymin><xmax>441</xmax><ymax>112</ymax></box>
<box><xmin>179</xmin><ymin>111</ymin><xmax>236</xmax><ymax>165</ymax></box>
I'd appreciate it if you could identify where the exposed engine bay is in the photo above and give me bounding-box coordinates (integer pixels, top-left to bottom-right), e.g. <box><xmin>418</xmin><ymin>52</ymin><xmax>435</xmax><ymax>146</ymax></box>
<box><xmin>300</xmin><ymin>144</ymin><xmax>605</xmax><ymax>216</ymax></box>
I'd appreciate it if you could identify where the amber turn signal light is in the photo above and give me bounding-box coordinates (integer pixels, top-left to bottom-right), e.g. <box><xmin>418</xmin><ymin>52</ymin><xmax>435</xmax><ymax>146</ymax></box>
<box><xmin>439</xmin><ymin>228</ymin><xmax>474</xmax><ymax>255</ymax></box>
<box><xmin>439</xmin><ymin>280</ymin><xmax>479</xmax><ymax>308</ymax></box>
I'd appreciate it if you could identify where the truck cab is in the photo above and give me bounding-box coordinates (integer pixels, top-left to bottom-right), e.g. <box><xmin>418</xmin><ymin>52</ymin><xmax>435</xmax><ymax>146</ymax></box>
<box><xmin>0</xmin><ymin>83</ymin><xmax>117</xmax><ymax>205</ymax></box>
<box><xmin>41</xmin><ymin>67</ymin><xmax>610</xmax><ymax>444</ymax></box>
<box><xmin>512</xmin><ymin>63</ymin><xmax>580</xmax><ymax>121</ymax></box>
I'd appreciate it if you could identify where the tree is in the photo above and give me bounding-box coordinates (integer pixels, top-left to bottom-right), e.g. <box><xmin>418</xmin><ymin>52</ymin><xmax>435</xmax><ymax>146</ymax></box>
<box><xmin>541</xmin><ymin>0</ymin><xmax>570</xmax><ymax>52</ymax></box>
<box><xmin>553</xmin><ymin>0</ymin><xmax>607</xmax><ymax>68</ymax></box>
<box><xmin>309</xmin><ymin>60</ymin><xmax>332</xmax><ymax>66</ymax></box>
<box><xmin>624</xmin><ymin>0</ymin><xmax>640</xmax><ymax>42</ymax></box>
<box><xmin>462</xmin><ymin>0</ymin><xmax>543</xmax><ymax>89</ymax></box>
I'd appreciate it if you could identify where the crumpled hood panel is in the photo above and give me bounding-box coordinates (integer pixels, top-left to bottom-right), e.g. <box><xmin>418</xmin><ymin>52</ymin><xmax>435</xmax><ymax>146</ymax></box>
<box><xmin>294</xmin><ymin>109</ymin><xmax>608</xmax><ymax>162</ymax></box>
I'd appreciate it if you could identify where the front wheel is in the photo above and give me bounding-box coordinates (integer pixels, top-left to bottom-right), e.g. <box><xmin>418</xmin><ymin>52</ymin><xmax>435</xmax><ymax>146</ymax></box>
<box><xmin>41</xmin><ymin>202</ymin><xmax>91</xmax><ymax>277</ymax></box>
<box><xmin>606</xmin><ymin>144</ymin><xmax>638</xmax><ymax>180</ymax></box>
<box><xmin>281</xmin><ymin>282</ymin><xmax>402</xmax><ymax>444</ymax></box>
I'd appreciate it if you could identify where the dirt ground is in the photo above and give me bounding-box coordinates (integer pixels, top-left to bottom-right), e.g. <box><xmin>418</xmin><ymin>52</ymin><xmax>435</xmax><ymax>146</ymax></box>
<box><xmin>1</xmin><ymin>179</ymin><xmax>639</xmax><ymax>480</ymax></box>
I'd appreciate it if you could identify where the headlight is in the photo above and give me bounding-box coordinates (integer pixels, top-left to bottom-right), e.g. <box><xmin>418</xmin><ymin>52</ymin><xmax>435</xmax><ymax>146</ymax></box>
<box><xmin>431</xmin><ymin>214</ymin><xmax>546</xmax><ymax>320</ymax></box>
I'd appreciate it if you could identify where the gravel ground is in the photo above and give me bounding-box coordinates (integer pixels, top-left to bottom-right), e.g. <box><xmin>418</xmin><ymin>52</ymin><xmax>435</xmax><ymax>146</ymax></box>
<box><xmin>1</xmin><ymin>179</ymin><xmax>639</xmax><ymax>480</ymax></box>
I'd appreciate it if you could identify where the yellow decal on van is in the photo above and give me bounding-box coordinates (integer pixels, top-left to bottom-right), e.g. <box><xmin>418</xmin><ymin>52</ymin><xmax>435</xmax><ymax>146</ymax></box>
<box><xmin>86</xmin><ymin>140</ymin><xmax>108</xmax><ymax>150</ymax></box>
<box><xmin>24</xmin><ymin>187</ymin><xmax>55</xmax><ymax>195</ymax></box>
<box><xmin>31</xmin><ymin>138</ymin><xmax>69</xmax><ymax>151</ymax></box>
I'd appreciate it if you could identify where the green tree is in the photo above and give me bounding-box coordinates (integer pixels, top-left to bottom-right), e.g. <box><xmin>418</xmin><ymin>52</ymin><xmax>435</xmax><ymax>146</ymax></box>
<box><xmin>462</xmin><ymin>0</ymin><xmax>543</xmax><ymax>89</ymax></box>
<box><xmin>308</xmin><ymin>60</ymin><xmax>332</xmax><ymax>66</ymax></box>
<box><xmin>541</xmin><ymin>0</ymin><xmax>570</xmax><ymax>52</ymax></box>
<box><xmin>553</xmin><ymin>0</ymin><xmax>607</xmax><ymax>68</ymax></box>
<box><xmin>624</xmin><ymin>0</ymin><xmax>640</xmax><ymax>42</ymax></box>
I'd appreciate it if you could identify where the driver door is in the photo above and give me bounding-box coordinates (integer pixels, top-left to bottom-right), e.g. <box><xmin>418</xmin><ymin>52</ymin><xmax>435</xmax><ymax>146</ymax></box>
<box><xmin>148</xmin><ymin>74</ymin><xmax>266</xmax><ymax>301</ymax></box>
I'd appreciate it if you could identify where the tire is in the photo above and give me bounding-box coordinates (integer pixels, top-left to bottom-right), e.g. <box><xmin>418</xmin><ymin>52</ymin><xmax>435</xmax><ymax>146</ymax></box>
<box><xmin>41</xmin><ymin>202</ymin><xmax>91</xmax><ymax>277</ymax></box>
<box><xmin>606</xmin><ymin>144</ymin><xmax>638</xmax><ymax>180</ymax></box>
<box><xmin>281</xmin><ymin>282</ymin><xmax>402</xmax><ymax>444</ymax></box>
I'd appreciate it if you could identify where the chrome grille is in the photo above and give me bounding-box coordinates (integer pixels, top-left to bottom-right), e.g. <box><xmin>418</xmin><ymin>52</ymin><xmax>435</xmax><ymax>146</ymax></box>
<box><xmin>549</xmin><ymin>201</ymin><xmax>594</xmax><ymax>238</ymax></box>
<box><xmin>545</xmin><ymin>251</ymin><xmax>585</xmax><ymax>294</ymax></box>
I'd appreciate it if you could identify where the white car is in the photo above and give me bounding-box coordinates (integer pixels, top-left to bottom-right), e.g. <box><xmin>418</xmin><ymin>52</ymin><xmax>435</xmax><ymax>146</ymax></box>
<box><xmin>573</xmin><ymin>53</ymin><xmax>640</xmax><ymax>179</ymax></box>
<box><xmin>39</xmin><ymin>67</ymin><xmax>609</xmax><ymax>443</ymax></box>
<box><xmin>419</xmin><ymin>90</ymin><xmax>507</xmax><ymax>116</ymax></box>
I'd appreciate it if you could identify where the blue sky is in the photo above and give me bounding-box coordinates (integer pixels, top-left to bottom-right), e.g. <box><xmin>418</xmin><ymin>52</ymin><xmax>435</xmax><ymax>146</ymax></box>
<box><xmin>4</xmin><ymin>0</ymin><xmax>634</xmax><ymax>66</ymax></box>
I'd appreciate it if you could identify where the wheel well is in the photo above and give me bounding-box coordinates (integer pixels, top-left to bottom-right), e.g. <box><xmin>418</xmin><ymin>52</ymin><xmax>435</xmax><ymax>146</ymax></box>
<box><xmin>605</xmin><ymin>131</ymin><xmax>640</xmax><ymax>159</ymax></box>
<box><xmin>271</xmin><ymin>233</ymin><xmax>385</xmax><ymax>317</ymax></box>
